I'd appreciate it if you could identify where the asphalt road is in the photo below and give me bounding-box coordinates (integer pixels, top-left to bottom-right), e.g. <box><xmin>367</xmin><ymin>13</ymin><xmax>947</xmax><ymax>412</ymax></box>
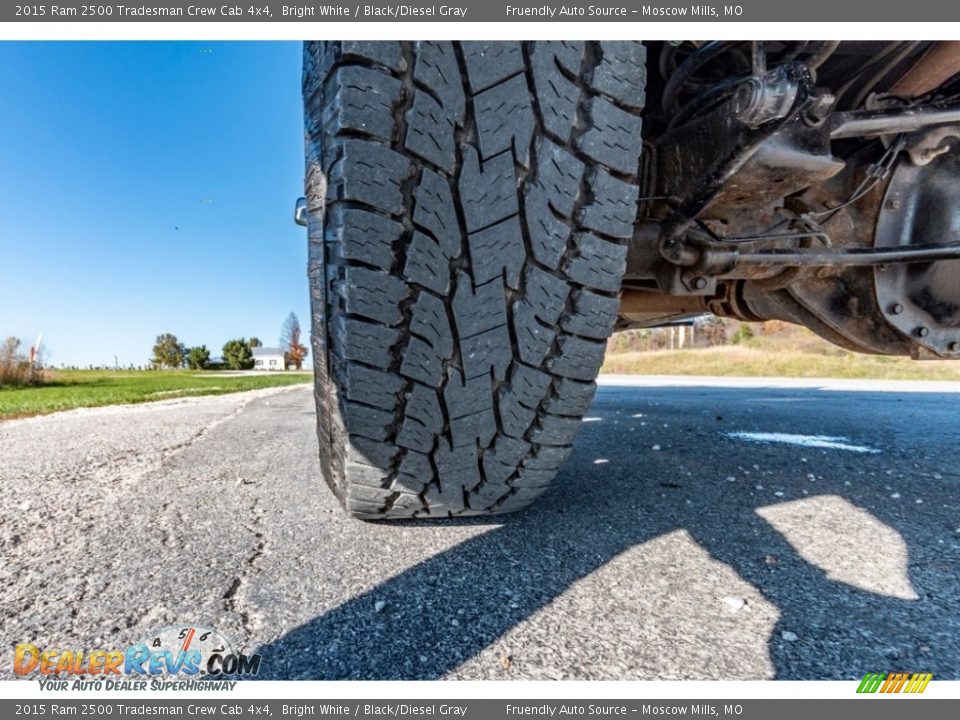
<box><xmin>1</xmin><ymin>378</ymin><xmax>958</xmax><ymax>681</ymax></box>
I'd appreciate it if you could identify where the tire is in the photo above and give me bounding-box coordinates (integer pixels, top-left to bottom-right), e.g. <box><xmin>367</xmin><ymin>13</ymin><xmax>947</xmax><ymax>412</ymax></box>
<box><xmin>302</xmin><ymin>41</ymin><xmax>646</xmax><ymax>518</ymax></box>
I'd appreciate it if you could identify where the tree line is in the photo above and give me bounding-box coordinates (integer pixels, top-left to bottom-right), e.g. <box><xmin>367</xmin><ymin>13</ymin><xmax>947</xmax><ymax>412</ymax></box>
<box><xmin>151</xmin><ymin>312</ymin><xmax>308</xmax><ymax>371</ymax></box>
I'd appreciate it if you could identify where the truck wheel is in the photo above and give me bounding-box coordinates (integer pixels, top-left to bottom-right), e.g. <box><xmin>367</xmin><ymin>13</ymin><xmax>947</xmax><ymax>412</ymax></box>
<box><xmin>303</xmin><ymin>41</ymin><xmax>646</xmax><ymax>518</ymax></box>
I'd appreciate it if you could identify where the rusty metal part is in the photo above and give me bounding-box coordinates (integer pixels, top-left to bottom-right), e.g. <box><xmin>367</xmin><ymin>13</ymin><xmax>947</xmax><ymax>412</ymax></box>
<box><xmin>617</xmin><ymin>290</ymin><xmax>711</xmax><ymax>329</ymax></box>
<box><xmin>874</xmin><ymin>150</ymin><xmax>960</xmax><ymax>357</ymax></box>
<box><xmin>619</xmin><ymin>290</ymin><xmax>710</xmax><ymax>316</ymax></box>
<box><xmin>741</xmin><ymin>279</ymin><xmax>914</xmax><ymax>356</ymax></box>
<box><xmin>889</xmin><ymin>41</ymin><xmax>960</xmax><ymax>97</ymax></box>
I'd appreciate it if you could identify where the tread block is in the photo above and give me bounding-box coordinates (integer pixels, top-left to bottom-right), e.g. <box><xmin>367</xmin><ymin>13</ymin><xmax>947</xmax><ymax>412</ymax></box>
<box><xmin>453</xmin><ymin>275</ymin><xmax>508</xmax><ymax>338</ymax></box>
<box><xmin>413</xmin><ymin>170</ymin><xmax>461</xmax><ymax>258</ymax></box>
<box><xmin>405</xmin><ymin>91</ymin><xmax>457</xmax><ymax>174</ymax></box>
<box><xmin>512</xmin><ymin>301</ymin><xmax>556</xmax><ymax>366</ymax></box>
<box><xmin>344</xmin><ymin>364</ymin><xmax>404</xmax><ymax>408</ymax></box>
<box><xmin>467</xmin><ymin>216</ymin><xmax>524</xmax><ymax>290</ymax></box>
<box><xmin>460</xmin><ymin>325</ymin><xmax>512</xmax><ymax>380</ymax></box>
<box><xmin>435</xmin><ymin>442</ymin><xmax>482</xmax><ymax>493</ymax></box>
<box><xmin>548</xmin><ymin>333</ymin><xmax>607</xmax><ymax>381</ymax></box>
<box><xmin>535</xmin><ymin>139</ymin><xmax>584</xmax><ymax>217</ymax></box>
<box><xmin>529</xmin><ymin>43</ymin><xmax>583</xmax><ymax>141</ymax></box>
<box><xmin>444</xmin><ymin>371</ymin><xmax>497</xmax><ymax>447</ymax></box>
<box><xmin>530</xmin><ymin>412</ymin><xmax>583</xmax><ymax>446</ymax></box>
<box><xmin>343</xmin><ymin>401</ymin><xmax>394</xmax><ymax>441</ymax></box>
<box><xmin>511</xmin><ymin>466</ymin><xmax>557</xmax><ymax>488</ymax></box>
<box><xmin>496</xmin><ymin>485</ymin><xmax>549</xmax><ymax>510</ymax></box>
<box><xmin>561</xmin><ymin>290</ymin><xmax>620</xmax><ymax>338</ymax></box>
<box><xmin>338</xmin><ymin>266</ymin><xmax>409</xmax><ymax>325</ymax></box>
<box><xmin>482</xmin><ymin>436</ymin><xmax>531</xmax><ymax>483</ymax></box>
<box><xmin>409</xmin><ymin>293</ymin><xmax>453</xmax><ymax>358</ymax></box>
<box><xmin>346</xmin><ymin>435</ymin><xmax>399</xmax><ymax>470</ymax></box>
<box><xmin>526</xmin><ymin>444</ymin><xmax>573</xmax><ymax>470</ymax></box>
<box><xmin>498</xmin><ymin>392</ymin><xmax>537</xmax><ymax>439</ymax></box>
<box><xmin>331</xmin><ymin>317</ymin><xmax>400</xmax><ymax>369</ymax></box>
<box><xmin>498</xmin><ymin>364</ymin><xmax>551</xmax><ymax>438</ymax></box>
<box><xmin>343</xmin><ymin>461</ymin><xmax>389</xmax><ymax>488</ymax></box>
<box><xmin>414</xmin><ymin>42</ymin><xmax>465</xmax><ymax>120</ymax></box>
<box><xmin>579</xmin><ymin>169</ymin><xmax>639</xmax><ymax>239</ymax></box>
<box><xmin>397</xmin><ymin>384</ymin><xmax>443</xmax><ymax>452</ymax></box>
<box><xmin>543</xmin><ymin>378</ymin><xmax>597</xmax><ymax>417</ymax></box>
<box><xmin>404</xmin><ymin>231</ymin><xmax>449</xmax><ymax>295</ymax></box>
<box><xmin>565</xmin><ymin>233</ymin><xmax>628</xmax><ymax>292</ymax></box>
<box><xmin>577</xmin><ymin>96</ymin><xmax>643</xmax><ymax>176</ymax></box>
<box><xmin>524</xmin><ymin>193</ymin><xmax>572</xmax><ymax>271</ymax></box>
<box><xmin>462</xmin><ymin>42</ymin><xmax>524</xmax><ymax>93</ymax></box>
<box><xmin>523</xmin><ymin>266</ymin><xmax>569</xmax><ymax>325</ymax></box>
<box><xmin>475</xmin><ymin>74</ymin><xmax>535</xmax><ymax>167</ymax></box>
<box><xmin>391</xmin><ymin>493</ymin><xmax>427</xmax><ymax>513</ymax></box>
<box><xmin>509</xmin><ymin>363</ymin><xmax>553</xmax><ymax>406</ymax></box>
<box><xmin>469</xmin><ymin>481</ymin><xmax>511</xmax><ymax>508</ymax></box>
<box><xmin>323</xmin><ymin>65</ymin><xmax>401</xmax><ymax>142</ymax></box>
<box><xmin>400</xmin><ymin>336</ymin><xmax>443</xmax><ymax>386</ymax></box>
<box><xmin>327</xmin><ymin>139</ymin><xmax>412</xmax><ymax>215</ymax></box>
<box><xmin>338</xmin><ymin>41</ymin><xmax>405</xmax><ymax>72</ymax></box>
<box><xmin>459</xmin><ymin>148</ymin><xmax>519</xmax><ymax>233</ymax></box>
<box><xmin>346</xmin><ymin>481</ymin><xmax>395</xmax><ymax>503</ymax></box>
<box><xmin>344</xmin><ymin>497</ymin><xmax>388</xmax><ymax>516</ymax></box>
<box><xmin>327</xmin><ymin>207</ymin><xmax>402</xmax><ymax>271</ymax></box>
<box><xmin>395</xmin><ymin>451</ymin><xmax>433</xmax><ymax>494</ymax></box>
<box><xmin>498</xmin><ymin>363</ymin><xmax>551</xmax><ymax>438</ymax></box>
<box><xmin>554</xmin><ymin>41</ymin><xmax>585</xmax><ymax>74</ymax></box>
<box><xmin>304</xmin><ymin>41</ymin><xmax>405</xmax><ymax>100</ymax></box>
<box><xmin>524</xmin><ymin>140</ymin><xmax>583</xmax><ymax>269</ymax></box>
<box><xmin>592</xmin><ymin>42</ymin><xmax>647</xmax><ymax>109</ymax></box>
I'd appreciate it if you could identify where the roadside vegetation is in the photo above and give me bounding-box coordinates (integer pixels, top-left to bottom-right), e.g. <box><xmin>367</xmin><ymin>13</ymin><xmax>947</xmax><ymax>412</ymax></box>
<box><xmin>0</xmin><ymin>337</ymin><xmax>44</xmax><ymax>388</ymax></box>
<box><xmin>0</xmin><ymin>370</ymin><xmax>311</xmax><ymax>420</ymax></box>
<box><xmin>603</xmin><ymin>319</ymin><xmax>960</xmax><ymax>381</ymax></box>
<box><xmin>0</xmin><ymin>311</ymin><xmax>315</xmax><ymax>419</ymax></box>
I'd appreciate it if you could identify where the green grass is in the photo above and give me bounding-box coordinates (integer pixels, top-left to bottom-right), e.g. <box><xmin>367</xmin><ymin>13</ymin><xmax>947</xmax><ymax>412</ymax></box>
<box><xmin>0</xmin><ymin>370</ymin><xmax>312</xmax><ymax>419</ymax></box>
<box><xmin>601</xmin><ymin>345</ymin><xmax>960</xmax><ymax>381</ymax></box>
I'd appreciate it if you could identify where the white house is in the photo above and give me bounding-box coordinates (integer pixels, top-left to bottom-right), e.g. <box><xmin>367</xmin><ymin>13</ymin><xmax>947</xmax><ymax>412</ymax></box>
<box><xmin>252</xmin><ymin>347</ymin><xmax>285</xmax><ymax>371</ymax></box>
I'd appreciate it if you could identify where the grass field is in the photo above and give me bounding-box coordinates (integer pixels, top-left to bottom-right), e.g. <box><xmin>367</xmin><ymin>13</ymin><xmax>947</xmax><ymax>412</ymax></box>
<box><xmin>0</xmin><ymin>370</ymin><xmax>312</xmax><ymax>419</ymax></box>
<box><xmin>601</xmin><ymin>344</ymin><xmax>960</xmax><ymax>381</ymax></box>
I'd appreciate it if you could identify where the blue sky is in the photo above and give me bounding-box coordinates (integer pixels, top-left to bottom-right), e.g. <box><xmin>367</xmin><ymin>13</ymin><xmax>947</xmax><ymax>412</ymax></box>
<box><xmin>0</xmin><ymin>41</ymin><xmax>310</xmax><ymax>367</ymax></box>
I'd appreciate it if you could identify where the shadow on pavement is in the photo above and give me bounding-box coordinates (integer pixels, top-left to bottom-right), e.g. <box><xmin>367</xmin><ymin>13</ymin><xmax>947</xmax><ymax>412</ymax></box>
<box><xmin>255</xmin><ymin>384</ymin><xmax>960</xmax><ymax>680</ymax></box>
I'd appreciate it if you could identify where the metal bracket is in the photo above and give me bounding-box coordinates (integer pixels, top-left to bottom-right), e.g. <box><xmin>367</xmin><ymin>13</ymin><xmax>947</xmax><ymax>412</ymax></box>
<box><xmin>294</xmin><ymin>197</ymin><xmax>308</xmax><ymax>227</ymax></box>
<box><xmin>906</xmin><ymin>125</ymin><xmax>960</xmax><ymax>165</ymax></box>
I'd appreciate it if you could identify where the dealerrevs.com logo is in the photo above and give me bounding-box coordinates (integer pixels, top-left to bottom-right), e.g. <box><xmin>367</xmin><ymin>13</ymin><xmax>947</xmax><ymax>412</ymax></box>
<box><xmin>14</xmin><ymin>626</ymin><xmax>261</xmax><ymax>690</ymax></box>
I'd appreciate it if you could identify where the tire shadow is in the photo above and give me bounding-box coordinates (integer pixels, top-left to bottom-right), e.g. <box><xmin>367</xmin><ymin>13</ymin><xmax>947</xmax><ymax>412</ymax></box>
<box><xmin>254</xmin><ymin>384</ymin><xmax>960</xmax><ymax>680</ymax></box>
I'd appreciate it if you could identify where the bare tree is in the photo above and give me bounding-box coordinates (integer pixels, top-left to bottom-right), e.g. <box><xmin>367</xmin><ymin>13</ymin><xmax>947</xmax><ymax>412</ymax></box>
<box><xmin>280</xmin><ymin>312</ymin><xmax>308</xmax><ymax>370</ymax></box>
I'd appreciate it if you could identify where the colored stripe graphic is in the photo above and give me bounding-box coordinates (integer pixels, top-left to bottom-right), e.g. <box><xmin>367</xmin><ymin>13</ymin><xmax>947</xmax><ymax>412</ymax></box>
<box><xmin>857</xmin><ymin>672</ymin><xmax>932</xmax><ymax>694</ymax></box>
<box><xmin>857</xmin><ymin>673</ymin><xmax>885</xmax><ymax>693</ymax></box>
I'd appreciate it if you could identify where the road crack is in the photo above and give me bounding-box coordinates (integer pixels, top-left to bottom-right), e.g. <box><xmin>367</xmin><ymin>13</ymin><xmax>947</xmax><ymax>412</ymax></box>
<box><xmin>221</xmin><ymin>498</ymin><xmax>268</xmax><ymax>634</ymax></box>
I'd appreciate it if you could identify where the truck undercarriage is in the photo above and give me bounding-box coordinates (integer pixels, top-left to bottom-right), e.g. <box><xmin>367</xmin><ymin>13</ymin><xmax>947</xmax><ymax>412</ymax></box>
<box><xmin>623</xmin><ymin>41</ymin><xmax>960</xmax><ymax>360</ymax></box>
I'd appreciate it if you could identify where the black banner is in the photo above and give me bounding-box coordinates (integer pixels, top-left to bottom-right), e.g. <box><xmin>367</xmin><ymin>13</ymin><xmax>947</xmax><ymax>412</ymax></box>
<box><xmin>3</xmin><ymin>700</ymin><xmax>959</xmax><ymax>720</ymax></box>
<box><xmin>2</xmin><ymin>1</ymin><xmax>956</xmax><ymax>23</ymax></box>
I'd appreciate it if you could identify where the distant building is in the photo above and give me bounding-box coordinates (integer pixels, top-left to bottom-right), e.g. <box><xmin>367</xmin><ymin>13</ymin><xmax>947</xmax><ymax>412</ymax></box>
<box><xmin>252</xmin><ymin>347</ymin><xmax>285</xmax><ymax>371</ymax></box>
